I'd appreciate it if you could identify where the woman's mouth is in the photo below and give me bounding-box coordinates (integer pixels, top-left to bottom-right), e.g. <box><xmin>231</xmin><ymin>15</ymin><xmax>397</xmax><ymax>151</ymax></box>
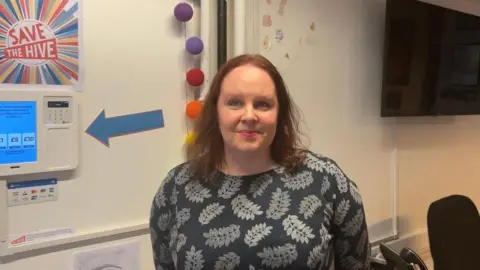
<box><xmin>238</xmin><ymin>130</ymin><xmax>260</xmax><ymax>138</ymax></box>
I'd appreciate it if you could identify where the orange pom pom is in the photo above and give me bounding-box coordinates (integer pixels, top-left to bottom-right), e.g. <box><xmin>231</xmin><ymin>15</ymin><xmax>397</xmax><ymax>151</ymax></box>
<box><xmin>186</xmin><ymin>100</ymin><xmax>202</xmax><ymax>119</ymax></box>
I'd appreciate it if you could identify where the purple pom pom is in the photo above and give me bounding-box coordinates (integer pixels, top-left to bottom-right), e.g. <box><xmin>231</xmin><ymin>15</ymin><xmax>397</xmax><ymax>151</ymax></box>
<box><xmin>174</xmin><ymin>3</ymin><xmax>193</xmax><ymax>22</ymax></box>
<box><xmin>186</xmin><ymin>37</ymin><xmax>204</xmax><ymax>55</ymax></box>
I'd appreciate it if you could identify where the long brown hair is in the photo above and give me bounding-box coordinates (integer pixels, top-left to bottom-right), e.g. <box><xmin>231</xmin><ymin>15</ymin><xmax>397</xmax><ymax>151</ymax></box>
<box><xmin>185</xmin><ymin>54</ymin><xmax>307</xmax><ymax>180</ymax></box>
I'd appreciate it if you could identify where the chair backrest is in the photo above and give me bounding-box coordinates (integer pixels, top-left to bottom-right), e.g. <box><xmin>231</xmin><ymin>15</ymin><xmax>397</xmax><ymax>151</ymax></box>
<box><xmin>427</xmin><ymin>194</ymin><xmax>480</xmax><ymax>270</ymax></box>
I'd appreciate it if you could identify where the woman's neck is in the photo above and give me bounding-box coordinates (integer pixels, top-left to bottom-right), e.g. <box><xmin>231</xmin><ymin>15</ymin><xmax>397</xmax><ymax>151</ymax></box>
<box><xmin>221</xmin><ymin>148</ymin><xmax>275</xmax><ymax>176</ymax></box>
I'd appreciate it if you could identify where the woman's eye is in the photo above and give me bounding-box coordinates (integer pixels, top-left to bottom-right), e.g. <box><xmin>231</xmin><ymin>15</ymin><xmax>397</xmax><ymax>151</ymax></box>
<box><xmin>227</xmin><ymin>99</ymin><xmax>242</xmax><ymax>106</ymax></box>
<box><xmin>256</xmin><ymin>101</ymin><xmax>271</xmax><ymax>109</ymax></box>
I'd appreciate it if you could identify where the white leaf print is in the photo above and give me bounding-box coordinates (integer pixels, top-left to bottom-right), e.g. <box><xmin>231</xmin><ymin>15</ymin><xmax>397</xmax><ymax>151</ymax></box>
<box><xmin>176</xmin><ymin>208</ymin><xmax>191</xmax><ymax>227</ymax></box>
<box><xmin>335</xmin><ymin>199</ymin><xmax>351</xmax><ymax>225</ymax></box>
<box><xmin>281</xmin><ymin>171</ymin><xmax>314</xmax><ymax>191</ymax></box>
<box><xmin>266</xmin><ymin>188</ymin><xmax>291</xmax><ymax>220</ymax></box>
<box><xmin>248</xmin><ymin>265</ymin><xmax>264</xmax><ymax>270</ymax></box>
<box><xmin>257</xmin><ymin>243</ymin><xmax>298</xmax><ymax>268</ymax></box>
<box><xmin>244</xmin><ymin>223</ymin><xmax>273</xmax><ymax>247</ymax></box>
<box><xmin>324</xmin><ymin>202</ymin><xmax>334</xmax><ymax>224</ymax></box>
<box><xmin>299</xmin><ymin>195</ymin><xmax>322</xmax><ymax>219</ymax></box>
<box><xmin>319</xmin><ymin>224</ymin><xmax>332</xmax><ymax>243</ymax></box>
<box><xmin>175</xmin><ymin>165</ymin><xmax>192</xmax><ymax>185</ymax></box>
<box><xmin>169</xmin><ymin>223</ymin><xmax>179</xmax><ymax>248</ymax></box>
<box><xmin>249</xmin><ymin>174</ymin><xmax>273</xmax><ymax>198</ymax></box>
<box><xmin>214</xmin><ymin>252</ymin><xmax>240</xmax><ymax>270</ymax></box>
<box><xmin>204</xmin><ymin>224</ymin><xmax>241</xmax><ymax>248</ymax></box>
<box><xmin>321</xmin><ymin>176</ymin><xmax>330</xmax><ymax>195</ymax></box>
<box><xmin>341</xmin><ymin>209</ymin><xmax>364</xmax><ymax>237</ymax></box>
<box><xmin>231</xmin><ymin>195</ymin><xmax>263</xmax><ymax>220</ymax></box>
<box><xmin>170</xmin><ymin>184</ymin><xmax>179</xmax><ymax>205</ymax></box>
<box><xmin>307</xmin><ymin>245</ymin><xmax>326</xmax><ymax>268</ymax></box>
<box><xmin>303</xmin><ymin>152</ymin><xmax>327</xmax><ymax>172</ymax></box>
<box><xmin>185</xmin><ymin>246</ymin><xmax>205</xmax><ymax>270</ymax></box>
<box><xmin>350</xmin><ymin>182</ymin><xmax>363</xmax><ymax>204</ymax></box>
<box><xmin>324</xmin><ymin>162</ymin><xmax>348</xmax><ymax>193</ymax></box>
<box><xmin>199</xmin><ymin>203</ymin><xmax>225</xmax><ymax>225</ymax></box>
<box><xmin>157</xmin><ymin>212</ymin><xmax>171</xmax><ymax>231</ymax></box>
<box><xmin>155</xmin><ymin>185</ymin><xmax>167</xmax><ymax>209</ymax></box>
<box><xmin>176</xmin><ymin>233</ymin><xmax>187</xmax><ymax>252</ymax></box>
<box><xmin>273</xmin><ymin>164</ymin><xmax>286</xmax><ymax>174</ymax></box>
<box><xmin>282</xmin><ymin>215</ymin><xmax>315</xmax><ymax>244</ymax></box>
<box><xmin>185</xmin><ymin>181</ymin><xmax>212</xmax><ymax>203</ymax></box>
<box><xmin>218</xmin><ymin>176</ymin><xmax>242</xmax><ymax>199</ymax></box>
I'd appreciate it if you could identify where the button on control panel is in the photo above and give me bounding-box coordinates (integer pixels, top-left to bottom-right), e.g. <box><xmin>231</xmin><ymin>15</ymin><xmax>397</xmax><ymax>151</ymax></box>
<box><xmin>43</xmin><ymin>97</ymin><xmax>73</xmax><ymax>125</ymax></box>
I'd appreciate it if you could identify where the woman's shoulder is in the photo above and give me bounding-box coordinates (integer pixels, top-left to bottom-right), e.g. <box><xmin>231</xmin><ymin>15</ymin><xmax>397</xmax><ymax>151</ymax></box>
<box><xmin>294</xmin><ymin>149</ymin><xmax>360</xmax><ymax>193</ymax></box>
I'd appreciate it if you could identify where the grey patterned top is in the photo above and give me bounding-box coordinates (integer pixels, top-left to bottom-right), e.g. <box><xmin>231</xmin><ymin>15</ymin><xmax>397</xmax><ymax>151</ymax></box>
<box><xmin>149</xmin><ymin>150</ymin><xmax>371</xmax><ymax>270</ymax></box>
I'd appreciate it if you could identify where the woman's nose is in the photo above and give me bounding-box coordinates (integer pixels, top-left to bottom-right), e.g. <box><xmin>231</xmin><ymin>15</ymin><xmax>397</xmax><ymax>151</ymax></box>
<box><xmin>241</xmin><ymin>106</ymin><xmax>257</xmax><ymax>121</ymax></box>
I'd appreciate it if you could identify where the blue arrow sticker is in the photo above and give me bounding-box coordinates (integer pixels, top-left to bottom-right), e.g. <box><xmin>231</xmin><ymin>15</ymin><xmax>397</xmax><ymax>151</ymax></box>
<box><xmin>86</xmin><ymin>109</ymin><xmax>165</xmax><ymax>147</ymax></box>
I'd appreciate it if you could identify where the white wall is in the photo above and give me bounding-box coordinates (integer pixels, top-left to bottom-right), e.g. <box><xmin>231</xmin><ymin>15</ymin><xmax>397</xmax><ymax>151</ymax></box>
<box><xmin>247</xmin><ymin>0</ymin><xmax>480</xmax><ymax>257</ymax></box>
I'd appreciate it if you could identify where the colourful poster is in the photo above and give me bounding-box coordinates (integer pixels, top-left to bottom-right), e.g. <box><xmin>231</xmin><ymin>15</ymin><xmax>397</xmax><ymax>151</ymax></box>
<box><xmin>0</xmin><ymin>0</ymin><xmax>81</xmax><ymax>88</ymax></box>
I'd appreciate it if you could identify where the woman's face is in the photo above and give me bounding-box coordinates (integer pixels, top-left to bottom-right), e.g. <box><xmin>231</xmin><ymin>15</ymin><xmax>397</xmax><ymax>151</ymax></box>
<box><xmin>217</xmin><ymin>64</ymin><xmax>279</xmax><ymax>155</ymax></box>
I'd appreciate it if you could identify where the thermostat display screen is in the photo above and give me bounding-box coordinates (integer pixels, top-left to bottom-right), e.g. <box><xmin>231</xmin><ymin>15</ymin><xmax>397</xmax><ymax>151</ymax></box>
<box><xmin>0</xmin><ymin>101</ymin><xmax>37</xmax><ymax>165</ymax></box>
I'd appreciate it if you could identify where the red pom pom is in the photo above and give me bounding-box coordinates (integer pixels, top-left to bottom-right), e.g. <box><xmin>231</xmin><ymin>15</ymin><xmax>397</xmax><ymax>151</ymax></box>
<box><xmin>186</xmin><ymin>68</ymin><xmax>205</xmax><ymax>86</ymax></box>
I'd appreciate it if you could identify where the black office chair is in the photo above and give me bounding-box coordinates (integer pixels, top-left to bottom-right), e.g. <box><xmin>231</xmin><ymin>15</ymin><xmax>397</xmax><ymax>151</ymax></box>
<box><xmin>378</xmin><ymin>243</ymin><xmax>428</xmax><ymax>270</ymax></box>
<box><xmin>400</xmin><ymin>247</ymin><xmax>428</xmax><ymax>270</ymax></box>
<box><xmin>427</xmin><ymin>194</ymin><xmax>480</xmax><ymax>270</ymax></box>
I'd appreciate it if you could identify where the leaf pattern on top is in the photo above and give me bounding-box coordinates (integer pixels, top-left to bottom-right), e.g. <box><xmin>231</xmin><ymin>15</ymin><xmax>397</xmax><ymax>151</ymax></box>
<box><xmin>199</xmin><ymin>203</ymin><xmax>225</xmax><ymax>225</ymax></box>
<box><xmin>350</xmin><ymin>182</ymin><xmax>363</xmax><ymax>205</ymax></box>
<box><xmin>176</xmin><ymin>208</ymin><xmax>191</xmax><ymax>227</ymax></box>
<box><xmin>218</xmin><ymin>176</ymin><xmax>243</xmax><ymax>199</ymax></box>
<box><xmin>303</xmin><ymin>152</ymin><xmax>328</xmax><ymax>172</ymax></box>
<box><xmin>281</xmin><ymin>170</ymin><xmax>314</xmax><ymax>190</ymax></box>
<box><xmin>299</xmin><ymin>194</ymin><xmax>322</xmax><ymax>219</ymax></box>
<box><xmin>282</xmin><ymin>215</ymin><xmax>315</xmax><ymax>244</ymax></box>
<box><xmin>185</xmin><ymin>181</ymin><xmax>212</xmax><ymax>203</ymax></box>
<box><xmin>266</xmin><ymin>188</ymin><xmax>291</xmax><ymax>220</ymax></box>
<box><xmin>203</xmin><ymin>224</ymin><xmax>241</xmax><ymax>248</ymax></box>
<box><xmin>185</xmin><ymin>246</ymin><xmax>204</xmax><ymax>270</ymax></box>
<box><xmin>176</xmin><ymin>233</ymin><xmax>187</xmax><ymax>252</ymax></box>
<box><xmin>341</xmin><ymin>209</ymin><xmax>364</xmax><ymax>237</ymax></box>
<box><xmin>231</xmin><ymin>195</ymin><xmax>263</xmax><ymax>220</ymax></box>
<box><xmin>214</xmin><ymin>252</ymin><xmax>240</xmax><ymax>270</ymax></box>
<box><xmin>155</xmin><ymin>185</ymin><xmax>167</xmax><ymax>209</ymax></box>
<box><xmin>249</xmin><ymin>174</ymin><xmax>273</xmax><ymax>198</ymax></box>
<box><xmin>257</xmin><ymin>243</ymin><xmax>298</xmax><ymax>268</ymax></box>
<box><xmin>324</xmin><ymin>162</ymin><xmax>348</xmax><ymax>193</ymax></box>
<box><xmin>175</xmin><ymin>165</ymin><xmax>192</xmax><ymax>185</ymax></box>
<box><xmin>244</xmin><ymin>223</ymin><xmax>273</xmax><ymax>247</ymax></box>
<box><xmin>307</xmin><ymin>245</ymin><xmax>326</xmax><ymax>268</ymax></box>
<box><xmin>157</xmin><ymin>212</ymin><xmax>171</xmax><ymax>231</ymax></box>
<box><xmin>321</xmin><ymin>176</ymin><xmax>331</xmax><ymax>195</ymax></box>
<box><xmin>148</xmin><ymin>151</ymin><xmax>370</xmax><ymax>270</ymax></box>
<box><xmin>335</xmin><ymin>199</ymin><xmax>351</xmax><ymax>225</ymax></box>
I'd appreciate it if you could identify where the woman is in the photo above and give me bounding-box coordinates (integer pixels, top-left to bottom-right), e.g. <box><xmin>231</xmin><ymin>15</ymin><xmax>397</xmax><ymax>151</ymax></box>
<box><xmin>149</xmin><ymin>54</ymin><xmax>371</xmax><ymax>269</ymax></box>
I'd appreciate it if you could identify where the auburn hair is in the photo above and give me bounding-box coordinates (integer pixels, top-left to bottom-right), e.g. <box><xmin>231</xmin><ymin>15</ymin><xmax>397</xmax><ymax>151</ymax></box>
<box><xmin>185</xmin><ymin>54</ymin><xmax>307</xmax><ymax>181</ymax></box>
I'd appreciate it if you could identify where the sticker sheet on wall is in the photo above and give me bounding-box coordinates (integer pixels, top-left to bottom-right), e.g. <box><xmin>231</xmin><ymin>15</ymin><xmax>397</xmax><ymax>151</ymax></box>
<box><xmin>0</xmin><ymin>0</ymin><xmax>81</xmax><ymax>89</ymax></box>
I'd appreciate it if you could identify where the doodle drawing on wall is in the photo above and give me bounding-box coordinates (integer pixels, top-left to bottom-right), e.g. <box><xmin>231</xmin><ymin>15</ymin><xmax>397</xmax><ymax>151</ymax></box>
<box><xmin>0</xmin><ymin>0</ymin><xmax>81</xmax><ymax>88</ymax></box>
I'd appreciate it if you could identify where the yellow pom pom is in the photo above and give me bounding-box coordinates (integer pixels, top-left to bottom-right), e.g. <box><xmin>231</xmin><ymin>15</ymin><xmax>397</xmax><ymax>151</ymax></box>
<box><xmin>185</xmin><ymin>132</ymin><xmax>197</xmax><ymax>145</ymax></box>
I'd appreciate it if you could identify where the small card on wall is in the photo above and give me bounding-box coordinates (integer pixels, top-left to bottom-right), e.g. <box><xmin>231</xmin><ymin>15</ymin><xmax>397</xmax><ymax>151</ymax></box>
<box><xmin>279</xmin><ymin>0</ymin><xmax>287</xmax><ymax>15</ymax></box>
<box><xmin>262</xmin><ymin>15</ymin><xmax>272</xmax><ymax>27</ymax></box>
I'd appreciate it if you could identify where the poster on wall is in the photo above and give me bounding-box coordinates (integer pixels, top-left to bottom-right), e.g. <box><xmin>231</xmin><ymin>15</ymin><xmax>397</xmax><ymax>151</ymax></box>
<box><xmin>0</xmin><ymin>0</ymin><xmax>82</xmax><ymax>90</ymax></box>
